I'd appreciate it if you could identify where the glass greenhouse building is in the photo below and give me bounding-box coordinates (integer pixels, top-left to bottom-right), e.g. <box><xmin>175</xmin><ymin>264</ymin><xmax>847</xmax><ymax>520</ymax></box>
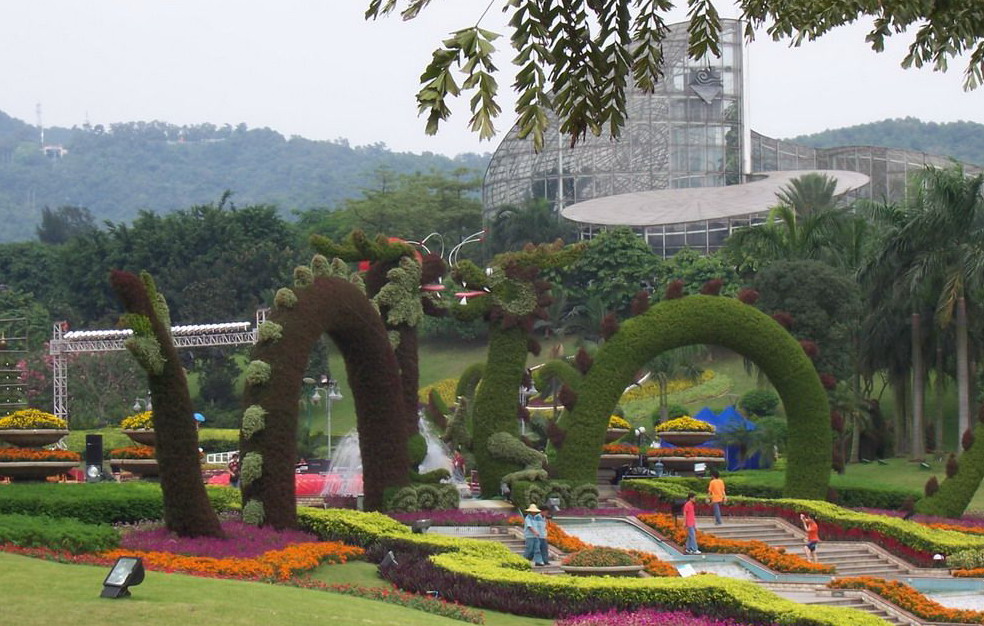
<box><xmin>482</xmin><ymin>18</ymin><xmax>979</xmax><ymax>258</ymax></box>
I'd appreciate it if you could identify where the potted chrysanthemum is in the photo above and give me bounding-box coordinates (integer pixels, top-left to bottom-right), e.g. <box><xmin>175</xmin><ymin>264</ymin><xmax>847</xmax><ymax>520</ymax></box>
<box><xmin>605</xmin><ymin>414</ymin><xmax>631</xmax><ymax>442</ymax></box>
<box><xmin>0</xmin><ymin>408</ymin><xmax>69</xmax><ymax>447</ymax></box>
<box><xmin>120</xmin><ymin>411</ymin><xmax>155</xmax><ymax>446</ymax></box>
<box><xmin>654</xmin><ymin>416</ymin><xmax>715</xmax><ymax>447</ymax></box>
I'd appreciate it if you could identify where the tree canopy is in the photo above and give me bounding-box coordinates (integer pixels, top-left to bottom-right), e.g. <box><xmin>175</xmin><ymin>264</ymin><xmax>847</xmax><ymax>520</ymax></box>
<box><xmin>367</xmin><ymin>1</ymin><xmax>984</xmax><ymax>148</ymax></box>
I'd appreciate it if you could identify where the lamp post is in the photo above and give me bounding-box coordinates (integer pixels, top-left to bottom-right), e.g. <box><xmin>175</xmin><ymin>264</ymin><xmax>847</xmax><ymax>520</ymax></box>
<box><xmin>311</xmin><ymin>374</ymin><xmax>343</xmax><ymax>458</ymax></box>
<box><xmin>634</xmin><ymin>426</ymin><xmax>647</xmax><ymax>470</ymax></box>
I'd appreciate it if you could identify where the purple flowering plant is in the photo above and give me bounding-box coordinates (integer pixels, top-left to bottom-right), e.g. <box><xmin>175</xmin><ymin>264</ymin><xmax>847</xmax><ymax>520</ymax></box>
<box><xmin>120</xmin><ymin>519</ymin><xmax>320</xmax><ymax>558</ymax></box>
<box><xmin>557</xmin><ymin>608</ymin><xmax>775</xmax><ymax>626</ymax></box>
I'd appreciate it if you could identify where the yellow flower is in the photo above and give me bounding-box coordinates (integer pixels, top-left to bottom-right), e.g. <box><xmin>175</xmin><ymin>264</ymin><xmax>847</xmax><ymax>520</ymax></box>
<box><xmin>654</xmin><ymin>416</ymin><xmax>715</xmax><ymax>433</ymax></box>
<box><xmin>608</xmin><ymin>415</ymin><xmax>631</xmax><ymax>429</ymax></box>
<box><xmin>0</xmin><ymin>409</ymin><xmax>67</xmax><ymax>430</ymax></box>
<box><xmin>120</xmin><ymin>411</ymin><xmax>154</xmax><ymax>430</ymax></box>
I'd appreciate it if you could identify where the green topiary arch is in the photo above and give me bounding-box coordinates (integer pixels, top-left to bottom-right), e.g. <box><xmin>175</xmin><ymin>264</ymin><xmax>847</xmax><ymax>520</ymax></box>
<box><xmin>553</xmin><ymin>295</ymin><xmax>831</xmax><ymax>500</ymax></box>
<box><xmin>241</xmin><ymin>270</ymin><xmax>410</xmax><ymax>528</ymax></box>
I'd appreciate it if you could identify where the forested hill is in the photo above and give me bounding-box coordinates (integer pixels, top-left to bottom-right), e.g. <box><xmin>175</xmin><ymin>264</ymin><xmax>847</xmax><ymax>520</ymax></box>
<box><xmin>789</xmin><ymin>117</ymin><xmax>984</xmax><ymax>167</ymax></box>
<box><xmin>0</xmin><ymin>110</ymin><xmax>491</xmax><ymax>243</ymax></box>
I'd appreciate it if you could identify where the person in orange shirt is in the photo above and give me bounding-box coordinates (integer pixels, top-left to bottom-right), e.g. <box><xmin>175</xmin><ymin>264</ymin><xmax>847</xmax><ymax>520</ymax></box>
<box><xmin>800</xmin><ymin>512</ymin><xmax>820</xmax><ymax>563</ymax></box>
<box><xmin>707</xmin><ymin>469</ymin><xmax>727</xmax><ymax>525</ymax></box>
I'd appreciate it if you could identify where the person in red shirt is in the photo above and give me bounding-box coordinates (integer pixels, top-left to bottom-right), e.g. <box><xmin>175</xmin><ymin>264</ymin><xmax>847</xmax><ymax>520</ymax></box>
<box><xmin>682</xmin><ymin>492</ymin><xmax>700</xmax><ymax>554</ymax></box>
<box><xmin>800</xmin><ymin>513</ymin><xmax>820</xmax><ymax>563</ymax></box>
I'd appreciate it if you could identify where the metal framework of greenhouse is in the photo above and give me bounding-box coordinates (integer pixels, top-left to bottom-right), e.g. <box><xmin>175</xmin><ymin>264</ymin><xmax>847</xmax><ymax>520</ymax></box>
<box><xmin>48</xmin><ymin>310</ymin><xmax>267</xmax><ymax>422</ymax></box>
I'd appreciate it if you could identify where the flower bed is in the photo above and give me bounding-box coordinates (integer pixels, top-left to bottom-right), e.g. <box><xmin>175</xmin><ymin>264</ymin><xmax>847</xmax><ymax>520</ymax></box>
<box><xmin>609</xmin><ymin>415</ymin><xmax>631</xmax><ymax>430</ymax></box>
<box><xmin>107</xmin><ymin>445</ymin><xmax>156</xmax><ymax>459</ymax></box>
<box><xmin>638</xmin><ymin>514</ymin><xmax>834</xmax><ymax>575</ymax></box>
<box><xmin>0</xmin><ymin>409</ymin><xmax>67</xmax><ymax>430</ymax></box>
<box><xmin>655</xmin><ymin>417</ymin><xmax>715</xmax><ymax>433</ymax></box>
<box><xmin>120</xmin><ymin>410</ymin><xmax>153</xmax><ymax>430</ymax></box>
<box><xmin>600</xmin><ymin>444</ymin><xmax>724</xmax><ymax>458</ymax></box>
<box><xmin>120</xmin><ymin>519</ymin><xmax>321</xmax><ymax>558</ymax></box>
<box><xmin>0</xmin><ymin>449</ymin><xmax>79</xmax><ymax>462</ymax></box>
<box><xmin>557</xmin><ymin>608</ymin><xmax>766</xmax><ymax>626</ymax></box>
<box><xmin>564</xmin><ymin>547</ymin><xmax>642</xmax><ymax>567</ymax></box>
<box><xmin>622</xmin><ymin>479</ymin><xmax>984</xmax><ymax>567</ymax></box>
<box><xmin>828</xmin><ymin>576</ymin><xmax>984</xmax><ymax>624</ymax></box>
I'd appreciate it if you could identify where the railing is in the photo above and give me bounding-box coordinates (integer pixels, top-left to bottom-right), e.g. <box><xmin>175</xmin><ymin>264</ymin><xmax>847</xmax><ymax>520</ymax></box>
<box><xmin>206</xmin><ymin>451</ymin><xmax>237</xmax><ymax>465</ymax></box>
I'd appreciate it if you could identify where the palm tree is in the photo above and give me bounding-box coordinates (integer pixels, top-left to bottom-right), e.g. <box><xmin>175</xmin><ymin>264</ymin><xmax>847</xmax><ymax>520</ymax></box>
<box><xmin>487</xmin><ymin>197</ymin><xmax>577</xmax><ymax>255</ymax></box>
<box><xmin>775</xmin><ymin>172</ymin><xmax>838</xmax><ymax>218</ymax></box>
<box><xmin>645</xmin><ymin>346</ymin><xmax>707</xmax><ymax>423</ymax></box>
<box><xmin>865</xmin><ymin>165</ymin><xmax>984</xmax><ymax>448</ymax></box>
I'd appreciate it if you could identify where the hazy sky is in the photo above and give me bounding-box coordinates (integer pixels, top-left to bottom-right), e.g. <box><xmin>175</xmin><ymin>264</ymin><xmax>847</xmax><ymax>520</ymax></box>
<box><xmin>3</xmin><ymin>1</ymin><xmax>983</xmax><ymax>156</ymax></box>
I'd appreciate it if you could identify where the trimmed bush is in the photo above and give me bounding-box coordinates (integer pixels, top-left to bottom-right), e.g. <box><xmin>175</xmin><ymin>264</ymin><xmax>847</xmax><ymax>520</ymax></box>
<box><xmin>0</xmin><ymin>483</ymin><xmax>238</xmax><ymax>524</ymax></box>
<box><xmin>0</xmin><ymin>513</ymin><xmax>119</xmax><ymax>554</ymax></box>
<box><xmin>738</xmin><ymin>389</ymin><xmax>780</xmax><ymax>417</ymax></box>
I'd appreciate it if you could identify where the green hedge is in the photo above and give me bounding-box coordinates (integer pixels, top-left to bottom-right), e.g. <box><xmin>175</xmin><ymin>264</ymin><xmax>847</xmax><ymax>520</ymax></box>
<box><xmin>296</xmin><ymin>508</ymin><xmax>884</xmax><ymax>625</ymax></box>
<box><xmin>553</xmin><ymin>296</ymin><xmax>831</xmax><ymax>500</ymax></box>
<box><xmin>0</xmin><ymin>513</ymin><xmax>119</xmax><ymax>553</ymax></box>
<box><xmin>510</xmin><ymin>480</ymin><xmax>598</xmax><ymax>510</ymax></box>
<box><xmin>651</xmin><ymin>476</ymin><xmax>918</xmax><ymax>510</ymax></box>
<box><xmin>916</xmin><ymin>420</ymin><xmax>984</xmax><ymax>517</ymax></box>
<box><xmin>0</xmin><ymin>483</ymin><xmax>239</xmax><ymax>524</ymax></box>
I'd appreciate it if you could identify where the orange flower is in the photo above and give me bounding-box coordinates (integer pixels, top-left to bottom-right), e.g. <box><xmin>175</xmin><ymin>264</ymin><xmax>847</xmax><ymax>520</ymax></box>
<box><xmin>107</xmin><ymin>446</ymin><xmax>156</xmax><ymax>460</ymax></box>
<box><xmin>830</xmin><ymin>576</ymin><xmax>984</xmax><ymax>623</ymax></box>
<box><xmin>0</xmin><ymin>449</ymin><xmax>80</xmax><ymax>462</ymax></box>
<box><xmin>638</xmin><ymin>513</ymin><xmax>833</xmax><ymax>574</ymax></box>
<box><xmin>99</xmin><ymin>541</ymin><xmax>364</xmax><ymax>581</ymax></box>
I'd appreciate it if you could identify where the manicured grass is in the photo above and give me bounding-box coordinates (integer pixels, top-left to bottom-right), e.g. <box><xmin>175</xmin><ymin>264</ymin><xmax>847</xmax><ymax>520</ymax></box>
<box><xmin>0</xmin><ymin>552</ymin><xmax>551</xmax><ymax>626</ymax></box>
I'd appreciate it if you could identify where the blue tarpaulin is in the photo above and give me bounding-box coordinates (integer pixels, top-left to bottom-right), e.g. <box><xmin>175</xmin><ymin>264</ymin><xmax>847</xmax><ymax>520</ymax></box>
<box><xmin>693</xmin><ymin>406</ymin><xmax>761</xmax><ymax>471</ymax></box>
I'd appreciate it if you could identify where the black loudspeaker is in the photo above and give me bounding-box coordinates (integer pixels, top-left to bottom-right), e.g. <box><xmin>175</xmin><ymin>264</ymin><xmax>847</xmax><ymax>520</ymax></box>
<box><xmin>85</xmin><ymin>435</ymin><xmax>103</xmax><ymax>476</ymax></box>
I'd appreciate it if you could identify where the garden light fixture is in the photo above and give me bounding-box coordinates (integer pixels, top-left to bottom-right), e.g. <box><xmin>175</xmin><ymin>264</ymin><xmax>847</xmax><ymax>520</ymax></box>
<box><xmin>100</xmin><ymin>556</ymin><xmax>145</xmax><ymax>598</ymax></box>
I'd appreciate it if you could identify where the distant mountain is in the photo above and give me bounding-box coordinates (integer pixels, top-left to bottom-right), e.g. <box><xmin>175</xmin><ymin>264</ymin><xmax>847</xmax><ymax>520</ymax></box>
<box><xmin>0</xmin><ymin>111</ymin><xmax>491</xmax><ymax>243</ymax></box>
<box><xmin>788</xmin><ymin>117</ymin><xmax>984</xmax><ymax>167</ymax></box>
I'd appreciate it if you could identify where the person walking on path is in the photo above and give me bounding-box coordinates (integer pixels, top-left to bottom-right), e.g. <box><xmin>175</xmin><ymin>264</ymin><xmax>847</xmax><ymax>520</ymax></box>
<box><xmin>523</xmin><ymin>504</ymin><xmax>547</xmax><ymax>566</ymax></box>
<box><xmin>707</xmin><ymin>469</ymin><xmax>727</xmax><ymax>525</ymax></box>
<box><xmin>537</xmin><ymin>507</ymin><xmax>551</xmax><ymax>565</ymax></box>
<box><xmin>800</xmin><ymin>512</ymin><xmax>820</xmax><ymax>563</ymax></box>
<box><xmin>682</xmin><ymin>492</ymin><xmax>701</xmax><ymax>554</ymax></box>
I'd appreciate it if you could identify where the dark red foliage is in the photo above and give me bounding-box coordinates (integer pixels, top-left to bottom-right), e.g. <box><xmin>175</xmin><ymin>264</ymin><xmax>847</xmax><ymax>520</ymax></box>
<box><xmin>963</xmin><ymin>428</ymin><xmax>976</xmax><ymax>451</ymax></box>
<box><xmin>517</xmin><ymin>406</ymin><xmax>531</xmax><ymax>423</ymax></box>
<box><xmin>558</xmin><ymin>384</ymin><xmax>578</xmax><ymax>412</ymax></box>
<box><xmin>664</xmin><ymin>280</ymin><xmax>685</xmax><ymax>300</ymax></box>
<box><xmin>830</xmin><ymin>410</ymin><xmax>844</xmax><ymax>433</ymax></box>
<box><xmin>629</xmin><ymin>290</ymin><xmax>650</xmax><ymax>316</ymax></box>
<box><xmin>546</xmin><ymin>420</ymin><xmax>566</xmax><ymax>449</ymax></box>
<box><xmin>819</xmin><ymin>373</ymin><xmax>837</xmax><ymax>390</ymax></box>
<box><xmin>946</xmin><ymin>453</ymin><xmax>959</xmax><ymax>478</ymax></box>
<box><xmin>925</xmin><ymin>475</ymin><xmax>940</xmax><ymax>497</ymax></box>
<box><xmin>574</xmin><ymin>348</ymin><xmax>593</xmax><ymax>375</ymax></box>
<box><xmin>831</xmin><ymin>447</ymin><xmax>844</xmax><ymax>474</ymax></box>
<box><xmin>600</xmin><ymin>313</ymin><xmax>619</xmax><ymax>341</ymax></box>
<box><xmin>527</xmin><ymin>338</ymin><xmax>542</xmax><ymax>356</ymax></box>
<box><xmin>799</xmin><ymin>339</ymin><xmax>819</xmax><ymax>359</ymax></box>
<box><xmin>771</xmin><ymin>311</ymin><xmax>794</xmax><ymax>329</ymax></box>
<box><xmin>419</xmin><ymin>253</ymin><xmax>446</xmax><ymax>286</ymax></box>
<box><xmin>699</xmin><ymin>279</ymin><xmax>723</xmax><ymax>295</ymax></box>
<box><xmin>737</xmin><ymin>288</ymin><xmax>759</xmax><ymax>305</ymax></box>
<box><xmin>826</xmin><ymin>485</ymin><xmax>841</xmax><ymax>502</ymax></box>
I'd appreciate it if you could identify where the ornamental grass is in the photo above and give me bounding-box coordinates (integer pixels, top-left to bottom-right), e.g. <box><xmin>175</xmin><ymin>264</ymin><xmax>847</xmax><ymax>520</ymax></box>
<box><xmin>638</xmin><ymin>513</ymin><xmax>834</xmax><ymax>575</ymax></box>
<box><xmin>557</xmin><ymin>608</ymin><xmax>771</xmax><ymax>626</ymax></box>
<box><xmin>107</xmin><ymin>445</ymin><xmax>156</xmax><ymax>459</ymax></box>
<box><xmin>0</xmin><ymin>448</ymin><xmax>80</xmax><ymax>462</ymax></box>
<box><xmin>829</xmin><ymin>576</ymin><xmax>984</xmax><ymax>624</ymax></box>
<box><xmin>119</xmin><ymin>410</ymin><xmax>153</xmax><ymax>430</ymax></box>
<box><xmin>654</xmin><ymin>416</ymin><xmax>715</xmax><ymax>433</ymax></box>
<box><xmin>0</xmin><ymin>409</ymin><xmax>67</xmax><ymax>430</ymax></box>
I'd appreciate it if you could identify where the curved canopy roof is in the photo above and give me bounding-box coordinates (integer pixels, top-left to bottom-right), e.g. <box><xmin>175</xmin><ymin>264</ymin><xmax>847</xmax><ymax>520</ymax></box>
<box><xmin>560</xmin><ymin>170</ymin><xmax>871</xmax><ymax>227</ymax></box>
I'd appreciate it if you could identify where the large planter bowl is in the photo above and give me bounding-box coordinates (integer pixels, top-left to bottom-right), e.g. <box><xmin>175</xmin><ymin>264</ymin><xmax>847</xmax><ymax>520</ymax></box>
<box><xmin>0</xmin><ymin>461</ymin><xmax>78</xmax><ymax>480</ymax></box>
<box><xmin>122</xmin><ymin>429</ymin><xmax>156</xmax><ymax>446</ymax></box>
<box><xmin>605</xmin><ymin>428</ymin><xmax>630</xmax><ymax>443</ymax></box>
<box><xmin>0</xmin><ymin>429</ymin><xmax>69</xmax><ymax>448</ymax></box>
<box><xmin>560</xmin><ymin>564</ymin><xmax>645</xmax><ymax>577</ymax></box>
<box><xmin>598</xmin><ymin>454</ymin><xmax>637</xmax><ymax>469</ymax></box>
<box><xmin>110</xmin><ymin>459</ymin><xmax>159</xmax><ymax>477</ymax></box>
<box><xmin>656</xmin><ymin>431</ymin><xmax>715</xmax><ymax>447</ymax></box>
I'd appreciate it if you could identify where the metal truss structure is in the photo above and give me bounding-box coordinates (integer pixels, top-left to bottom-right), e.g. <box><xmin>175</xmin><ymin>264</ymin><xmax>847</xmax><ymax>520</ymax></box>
<box><xmin>49</xmin><ymin>309</ymin><xmax>268</xmax><ymax>421</ymax></box>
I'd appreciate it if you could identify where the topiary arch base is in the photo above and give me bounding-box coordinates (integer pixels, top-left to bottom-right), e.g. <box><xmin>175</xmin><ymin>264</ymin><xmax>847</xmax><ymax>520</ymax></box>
<box><xmin>553</xmin><ymin>295</ymin><xmax>831</xmax><ymax>500</ymax></box>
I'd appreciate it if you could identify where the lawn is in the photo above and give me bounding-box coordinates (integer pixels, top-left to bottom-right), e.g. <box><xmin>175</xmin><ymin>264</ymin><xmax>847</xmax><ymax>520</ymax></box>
<box><xmin>0</xmin><ymin>552</ymin><xmax>551</xmax><ymax>626</ymax></box>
